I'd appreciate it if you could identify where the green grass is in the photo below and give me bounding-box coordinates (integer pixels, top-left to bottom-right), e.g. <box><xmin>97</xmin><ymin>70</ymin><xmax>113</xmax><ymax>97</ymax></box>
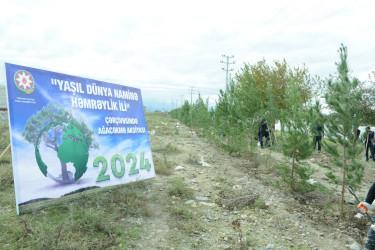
<box><xmin>0</xmin><ymin>178</ymin><xmax>152</xmax><ymax>248</ymax></box>
<box><xmin>168</xmin><ymin>177</ymin><xmax>194</xmax><ymax>199</ymax></box>
<box><xmin>252</xmin><ymin>197</ymin><xmax>268</xmax><ymax>209</ymax></box>
<box><xmin>2</xmin><ymin>185</ymin><xmax>152</xmax><ymax>247</ymax></box>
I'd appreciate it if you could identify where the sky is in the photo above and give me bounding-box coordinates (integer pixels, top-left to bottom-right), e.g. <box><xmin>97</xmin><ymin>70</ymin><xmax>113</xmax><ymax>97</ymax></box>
<box><xmin>1</xmin><ymin>0</ymin><xmax>374</xmax><ymax>111</ymax></box>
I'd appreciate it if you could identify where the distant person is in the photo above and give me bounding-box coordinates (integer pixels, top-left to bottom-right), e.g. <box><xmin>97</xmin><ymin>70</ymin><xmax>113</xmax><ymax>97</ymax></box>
<box><xmin>355</xmin><ymin>129</ymin><xmax>361</xmax><ymax>141</ymax></box>
<box><xmin>314</xmin><ymin>125</ymin><xmax>324</xmax><ymax>152</ymax></box>
<box><xmin>358</xmin><ymin>183</ymin><xmax>375</xmax><ymax>249</ymax></box>
<box><xmin>365</xmin><ymin>126</ymin><xmax>375</xmax><ymax>162</ymax></box>
<box><xmin>259</xmin><ymin>118</ymin><xmax>270</xmax><ymax>149</ymax></box>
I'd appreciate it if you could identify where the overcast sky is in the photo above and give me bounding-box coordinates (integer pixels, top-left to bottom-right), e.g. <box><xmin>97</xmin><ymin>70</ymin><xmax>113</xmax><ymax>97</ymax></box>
<box><xmin>1</xmin><ymin>0</ymin><xmax>374</xmax><ymax>110</ymax></box>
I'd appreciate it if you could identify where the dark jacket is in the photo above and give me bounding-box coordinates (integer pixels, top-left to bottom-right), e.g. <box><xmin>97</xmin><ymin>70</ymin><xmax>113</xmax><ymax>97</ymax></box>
<box><xmin>260</xmin><ymin>120</ymin><xmax>268</xmax><ymax>132</ymax></box>
<box><xmin>315</xmin><ymin>125</ymin><xmax>324</xmax><ymax>137</ymax></box>
<box><xmin>367</xmin><ymin>131</ymin><xmax>375</xmax><ymax>145</ymax></box>
<box><xmin>366</xmin><ymin>182</ymin><xmax>375</xmax><ymax>204</ymax></box>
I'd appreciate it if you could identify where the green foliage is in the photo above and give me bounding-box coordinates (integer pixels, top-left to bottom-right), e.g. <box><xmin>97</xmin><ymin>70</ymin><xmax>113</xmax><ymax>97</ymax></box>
<box><xmin>152</xmin><ymin>143</ymin><xmax>180</xmax><ymax>176</ymax></box>
<box><xmin>0</xmin><ymin>162</ymin><xmax>13</xmax><ymax>190</ymax></box>
<box><xmin>179</xmin><ymin>100</ymin><xmax>191</xmax><ymax>126</ymax></box>
<box><xmin>170</xmin><ymin>95</ymin><xmax>212</xmax><ymax>137</ymax></box>
<box><xmin>323</xmin><ymin>44</ymin><xmax>364</xmax><ymax>216</ymax></box>
<box><xmin>357</xmin><ymin>74</ymin><xmax>375</xmax><ymax>125</ymax></box>
<box><xmin>171</xmin><ymin>207</ymin><xmax>193</xmax><ymax>220</ymax></box>
<box><xmin>213</xmin><ymin>78</ymin><xmax>259</xmax><ymax>154</ymax></box>
<box><xmin>263</xmin><ymin>83</ymin><xmax>280</xmax><ymax>133</ymax></box>
<box><xmin>153</xmin><ymin>155</ymin><xmax>173</xmax><ymax>175</ymax></box>
<box><xmin>276</xmin><ymin>163</ymin><xmax>315</xmax><ymax>192</ymax></box>
<box><xmin>168</xmin><ymin>177</ymin><xmax>194</xmax><ymax>199</ymax></box>
<box><xmin>306</xmin><ymin>100</ymin><xmax>325</xmax><ymax>136</ymax></box>
<box><xmin>253</xmin><ymin>197</ymin><xmax>268</xmax><ymax>209</ymax></box>
<box><xmin>281</xmin><ymin>79</ymin><xmax>314</xmax><ymax>190</ymax></box>
<box><xmin>244</xmin><ymin>235</ymin><xmax>256</xmax><ymax>247</ymax></box>
<box><xmin>169</xmin><ymin>59</ymin><xmax>316</xmax><ymax>158</ymax></box>
<box><xmin>190</xmin><ymin>94</ymin><xmax>211</xmax><ymax>130</ymax></box>
<box><xmin>235</xmin><ymin>59</ymin><xmax>314</xmax><ymax>111</ymax></box>
<box><xmin>0</xmin><ymin>122</ymin><xmax>10</xmax><ymax>149</ymax></box>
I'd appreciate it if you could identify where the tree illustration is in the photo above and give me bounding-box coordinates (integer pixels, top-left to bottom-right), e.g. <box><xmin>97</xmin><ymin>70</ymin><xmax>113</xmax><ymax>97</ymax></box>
<box><xmin>23</xmin><ymin>103</ymin><xmax>98</xmax><ymax>183</ymax></box>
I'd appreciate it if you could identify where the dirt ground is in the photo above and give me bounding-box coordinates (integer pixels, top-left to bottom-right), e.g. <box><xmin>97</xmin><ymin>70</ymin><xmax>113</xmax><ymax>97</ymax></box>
<box><xmin>127</xmin><ymin>113</ymin><xmax>375</xmax><ymax>249</ymax></box>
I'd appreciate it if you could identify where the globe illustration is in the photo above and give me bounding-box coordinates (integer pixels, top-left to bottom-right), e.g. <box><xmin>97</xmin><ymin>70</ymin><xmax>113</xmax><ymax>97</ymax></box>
<box><xmin>35</xmin><ymin>122</ymin><xmax>89</xmax><ymax>184</ymax></box>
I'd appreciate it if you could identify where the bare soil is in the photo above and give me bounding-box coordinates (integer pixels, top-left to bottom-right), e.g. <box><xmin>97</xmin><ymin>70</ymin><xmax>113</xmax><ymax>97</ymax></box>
<box><xmin>127</xmin><ymin>114</ymin><xmax>375</xmax><ymax>249</ymax></box>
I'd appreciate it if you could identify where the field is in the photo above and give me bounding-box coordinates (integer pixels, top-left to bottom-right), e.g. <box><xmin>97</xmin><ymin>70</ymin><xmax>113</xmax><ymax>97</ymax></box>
<box><xmin>0</xmin><ymin>112</ymin><xmax>374</xmax><ymax>249</ymax></box>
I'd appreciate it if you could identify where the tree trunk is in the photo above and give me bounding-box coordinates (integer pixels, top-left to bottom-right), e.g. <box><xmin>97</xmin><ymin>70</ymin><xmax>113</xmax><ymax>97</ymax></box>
<box><xmin>267</xmin><ymin>149</ymin><xmax>272</xmax><ymax>172</ymax></box>
<box><xmin>291</xmin><ymin>154</ymin><xmax>295</xmax><ymax>190</ymax></box>
<box><xmin>341</xmin><ymin>168</ymin><xmax>346</xmax><ymax>217</ymax></box>
<box><xmin>280</xmin><ymin>120</ymin><xmax>284</xmax><ymax>142</ymax></box>
<box><xmin>60</xmin><ymin>162</ymin><xmax>69</xmax><ymax>181</ymax></box>
<box><xmin>341</xmin><ymin>134</ymin><xmax>347</xmax><ymax>217</ymax></box>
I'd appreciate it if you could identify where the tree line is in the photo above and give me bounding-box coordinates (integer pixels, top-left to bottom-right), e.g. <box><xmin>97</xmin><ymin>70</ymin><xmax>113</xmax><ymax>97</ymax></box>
<box><xmin>169</xmin><ymin>44</ymin><xmax>374</xmax><ymax>216</ymax></box>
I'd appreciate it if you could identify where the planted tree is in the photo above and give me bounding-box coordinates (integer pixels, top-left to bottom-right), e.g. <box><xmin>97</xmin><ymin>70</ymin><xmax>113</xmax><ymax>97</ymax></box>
<box><xmin>179</xmin><ymin>100</ymin><xmax>191</xmax><ymax>126</ymax></box>
<box><xmin>323</xmin><ymin>44</ymin><xmax>364</xmax><ymax>216</ymax></box>
<box><xmin>279</xmin><ymin>79</ymin><xmax>314</xmax><ymax>191</ymax></box>
<box><xmin>190</xmin><ymin>93</ymin><xmax>211</xmax><ymax>132</ymax></box>
<box><xmin>234</xmin><ymin>69</ymin><xmax>262</xmax><ymax>153</ymax></box>
<box><xmin>214</xmin><ymin>79</ymin><xmax>247</xmax><ymax>154</ymax></box>
<box><xmin>235</xmin><ymin>59</ymin><xmax>313</xmax><ymax>112</ymax></box>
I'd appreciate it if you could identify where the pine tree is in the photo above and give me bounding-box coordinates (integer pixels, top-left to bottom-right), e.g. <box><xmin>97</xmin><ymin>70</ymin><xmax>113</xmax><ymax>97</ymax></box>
<box><xmin>323</xmin><ymin>44</ymin><xmax>363</xmax><ymax>216</ymax></box>
<box><xmin>214</xmin><ymin>79</ymin><xmax>244</xmax><ymax>153</ymax></box>
<box><xmin>179</xmin><ymin>100</ymin><xmax>191</xmax><ymax>126</ymax></box>
<box><xmin>280</xmin><ymin>79</ymin><xmax>314</xmax><ymax>191</ymax></box>
<box><xmin>263</xmin><ymin>84</ymin><xmax>281</xmax><ymax>170</ymax></box>
<box><xmin>235</xmin><ymin>72</ymin><xmax>262</xmax><ymax>154</ymax></box>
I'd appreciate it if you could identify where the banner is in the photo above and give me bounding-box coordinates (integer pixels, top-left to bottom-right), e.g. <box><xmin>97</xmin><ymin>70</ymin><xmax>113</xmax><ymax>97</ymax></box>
<box><xmin>4</xmin><ymin>63</ymin><xmax>155</xmax><ymax>214</ymax></box>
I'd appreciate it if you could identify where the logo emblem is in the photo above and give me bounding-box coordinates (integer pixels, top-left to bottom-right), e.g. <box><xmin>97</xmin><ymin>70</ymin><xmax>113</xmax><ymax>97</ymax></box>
<box><xmin>14</xmin><ymin>70</ymin><xmax>35</xmax><ymax>94</ymax></box>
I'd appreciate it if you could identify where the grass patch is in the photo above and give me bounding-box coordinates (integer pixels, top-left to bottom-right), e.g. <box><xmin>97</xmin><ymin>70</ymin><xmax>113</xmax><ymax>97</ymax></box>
<box><xmin>318</xmin><ymin>163</ymin><xmax>332</xmax><ymax>170</ymax></box>
<box><xmin>153</xmin><ymin>154</ymin><xmax>173</xmax><ymax>175</ymax></box>
<box><xmin>152</xmin><ymin>142</ymin><xmax>181</xmax><ymax>176</ymax></box>
<box><xmin>263</xmin><ymin>177</ymin><xmax>281</xmax><ymax>189</ymax></box>
<box><xmin>171</xmin><ymin>206</ymin><xmax>193</xmax><ymax>220</ymax></box>
<box><xmin>168</xmin><ymin>205</ymin><xmax>204</xmax><ymax>235</ymax></box>
<box><xmin>244</xmin><ymin>235</ymin><xmax>257</xmax><ymax>247</ymax></box>
<box><xmin>168</xmin><ymin>177</ymin><xmax>194</xmax><ymax>199</ymax></box>
<box><xmin>184</xmin><ymin>153</ymin><xmax>199</xmax><ymax>165</ymax></box>
<box><xmin>152</xmin><ymin>143</ymin><xmax>181</xmax><ymax>155</ymax></box>
<box><xmin>0</xmin><ymin>181</ymin><xmax>151</xmax><ymax>249</ymax></box>
<box><xmin>314</xmin><ymin>182</ymin><xmax>332</xmax><ymax>195</ymax></box>
<box><xmin>252</xmin><ymin>197</ymin><xmax>268</xmax><ymax>209</ymax></box>
<box><xmin>0</xmin><ymin>162</ymin><xmax>13</xmax><ymax>191</ymax></box>
<box><xmin>0</xmin><ymin>122</ymin><xmax>11</xmax><ymax>163</ymax></box>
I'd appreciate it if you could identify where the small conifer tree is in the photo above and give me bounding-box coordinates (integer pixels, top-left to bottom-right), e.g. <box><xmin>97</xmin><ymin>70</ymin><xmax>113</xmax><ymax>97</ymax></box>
<box><xmin>280</xmin><ymin>79</ymin><xmax>313</xmax><ymax>191</ymax></box>
<box><xmin>323</xmin><ymin>44</ymin><xmax>363</xmax><ymax>216</ymax></box>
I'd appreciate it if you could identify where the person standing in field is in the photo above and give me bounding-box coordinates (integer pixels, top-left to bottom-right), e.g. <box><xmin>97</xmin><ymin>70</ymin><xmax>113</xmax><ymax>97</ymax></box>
<box><xmin>258</xmin><ymin>118</ymin><xmax>270</xmax><ymax>149</ymax></box>
<box><xmin>314</xmin><ymin>124</ymin><xmax>324</xmax><ymax>152</ymax></box>
<box><xmin>365</xmin><ymin>126</ymin><xmax>375</xmax><ymax>162</ymax></box>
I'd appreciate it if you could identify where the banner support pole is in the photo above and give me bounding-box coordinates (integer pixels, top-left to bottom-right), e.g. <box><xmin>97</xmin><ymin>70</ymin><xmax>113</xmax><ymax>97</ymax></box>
<box><xmin>0</xmin><ymin>143</ymin><xmax>11</xmax><ymax>161</ymax></box>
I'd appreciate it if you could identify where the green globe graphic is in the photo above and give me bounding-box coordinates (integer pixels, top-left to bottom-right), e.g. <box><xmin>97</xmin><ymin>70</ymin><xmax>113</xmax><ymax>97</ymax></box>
<box><xmin>35</xmin><ymin>122</ymin><xmax>89</xmax><ymax>184</ymax></box>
